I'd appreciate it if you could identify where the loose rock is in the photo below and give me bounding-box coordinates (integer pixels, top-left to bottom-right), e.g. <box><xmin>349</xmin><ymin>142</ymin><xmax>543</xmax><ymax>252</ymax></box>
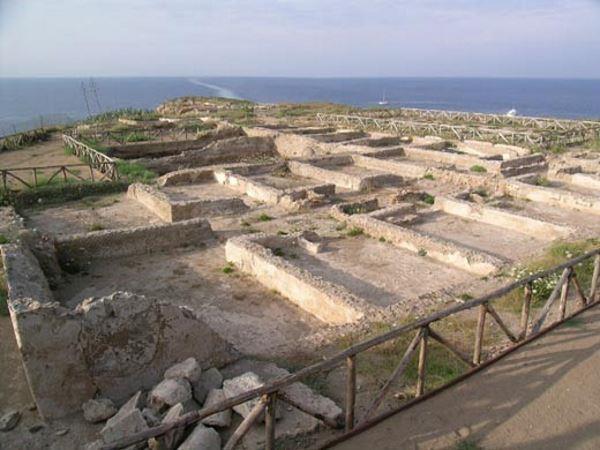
<box><xmin>222</xmin><ymin>372</ymin><xmax>281</xmax><ymax>420</ymax></box>
<box><xmin>149</xmin><ymin>378</ymin><xmax>192</xmax><ymax>412</ymax></box>
<box><xmin>192</xmin><ymin>367</ymin><xmax>223</xmax><ymax>404</ymax></box>
<box><xmin>0</xmin><ymin>410</ymin><xmax>21</xmax><ymax>432</ymax></box>
<box><xmin>177</xmin><ymin>423</ymin><xmax>221</xmax><ymax>450</ymax></box>
<box><xmin>201</xmin><ymin>389</ymin><xmax>232</xmax><ymax>428</ymax></box>
<box><xmin>164</xmin><ymin>357</ymin><xmax>202</xmax><ymax>383</ymax></box>
<box><xmin>101</xmin><ymin>409</ymin><xmax>148</xmax><ymax>444</ymax></box>
<box><xmin>82</xmin><ymin>398</ymin><xmax>117</xmax><ymax>423</ymax></box>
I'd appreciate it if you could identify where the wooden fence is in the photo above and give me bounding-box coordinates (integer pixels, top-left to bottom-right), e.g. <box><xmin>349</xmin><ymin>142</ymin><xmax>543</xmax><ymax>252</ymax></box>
<box><xmin>71</xmin><ymin>126</ymin><xmax>203</xmax><ymax>146</ymax></box>
<box><xmin>102</xmin><ymin>248</ymin><xmax>600</xmax><ymax>450</ymax></box>
<box><xmin>62</xmin><ymin>134</ymin><xmax>119</xmax><ymax>180</ymax></box>
<box><xmin>359</xmin><ymin>108</ymin><xmax>600</xmax><ymax>132</ymax></box>
<box><xmin>316</xmin><ymin>113</ymin><xmax>595</xmax><ymax>148</ymax></box>
<box><xmin>1</xmin><ymin>164</ymin><xmax>111</xmax><ymax>191</ymax></box>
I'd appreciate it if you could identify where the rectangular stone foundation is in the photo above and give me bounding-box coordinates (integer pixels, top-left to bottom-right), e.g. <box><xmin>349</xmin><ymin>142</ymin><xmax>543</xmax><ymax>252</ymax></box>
<box><xmin>225</xmin><ymin>234</ymin><xmax>375</xmax><ymax>324</ymax></box>
<box><xmin>331</xmin><ymin>201</ymin><xmax>503</xmax><ymax>276</ymax></box>
<box><xmin>436</xmin><ymin>197</ymin><xmax>572</xmax><ymax>240</ymax></box>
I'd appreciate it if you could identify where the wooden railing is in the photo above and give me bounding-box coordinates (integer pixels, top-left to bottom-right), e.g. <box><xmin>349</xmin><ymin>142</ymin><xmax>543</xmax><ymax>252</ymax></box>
<box><xmin>316</xmin><ymin>113</ymin><xmax>595</xmax><ymax>148</ymax></box>
<box><xmin>62</xmin><ymin>134</ymin><xmax>119</xmax><ymax>180</ymax></box>
<box><xmin>101</xmin><ymin>249</ymin><xmax>600</xmax><ymax>450</ymax></box>
<box><xmin>0</xmin><ymin>164</ymin><xmax>113</xmax><ymax>190</ymax></box>
<box><xmin>357</xmin><ymin>108</ymin><xmax>600</xmax><ymax>132</ymax></box>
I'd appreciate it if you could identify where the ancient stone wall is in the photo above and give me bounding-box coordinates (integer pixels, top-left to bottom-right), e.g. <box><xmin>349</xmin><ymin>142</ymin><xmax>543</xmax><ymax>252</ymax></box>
<box><xmin>330</xmin><ymin>202</ymin><xmax>503</xmax><ymax>276</ymax></box>
<box><xmin>55</xmin><ymin>218</ymin><xmax>214</xmax><ymax>270</ymax></box>
<box><xmin>1</xmin><ymin>243</ymin><xmax>238</xmax><ymax>420</ymax></box>
<box><xmin>137</xmin><ymin>136</ymin><xmax>277</xmax><ymax>175</ymax></box>
<box><xmin>436</xmin><ymin>197</ymin><xmax>572</xmax><ymax>240</ymax></box>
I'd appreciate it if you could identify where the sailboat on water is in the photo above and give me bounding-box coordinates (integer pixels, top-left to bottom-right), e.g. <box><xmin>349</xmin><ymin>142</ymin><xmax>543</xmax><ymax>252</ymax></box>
<box><xmin>378</xmin><ymin>90</ymin><xmax>389</xmax><ymax>106</ymax></box>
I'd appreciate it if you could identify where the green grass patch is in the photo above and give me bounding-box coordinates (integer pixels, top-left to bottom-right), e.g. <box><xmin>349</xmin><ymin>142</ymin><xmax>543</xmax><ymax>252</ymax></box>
<box><xmin>418</xmin><ymin>248</ymin><xmax>428</xmax><ymax>257</ymax></box>
<box><xmin>0</xmin><ymin>181</ymin><xmax>128</xmax><ymax>209</ymax></box>
<box><xmin>123</xmin><ymin>132</ymin><xmax>153</xmax><ymax>143</ymax></box>
<box><xmin>497</xmin><ymin>239</ymin><xmax>600</xmax><ymax>313</ymax></box>
<box><xmin>469</xmin><ymin>165</ymin><xmax>487</xmax><ymax>173</ymax></box>
<box><xmin>0</xmin><ymin>234</ymin><xmax>10</xmax><ymax>245</ymax></box>
<box><xmin>222</xmin><ymin>263</ymin><xmax>235</xmax><ymax>274</ymax></box>
<box><xmin>423</xmin><ymin>194</ymin><xmax>435</xmax><ymax>205</ymax></box>
<box><xmin>336</xmin><ymin>321</ymin><xmax>470</xmax><ymax>395</ymax></box>
<box><xmin>455</xmin><ymin>440</ymin><xmax>482</xmax><ymax>450</ymax></box>
<box><xmin>423</xmin><ymin>173</ymin><xmax>435</xmax><ymax>181</ymax></box>
<box><xmin>347</xmin><ymin>227</ymin><xmax>364</xmax><ymax>237</ymax></box>
<box><xmin>257</xmin><ymin>213</ymin><xmax>273</xmax><ymax>222</ymax></box>
<box><xmin>116</xmin><ymin>161</ymin><xmax>156</xmax><ymax>184</ymax></box>
<box><xmin>534</xmin><ymin>176</ymin><xmax>551</xmax><ymax>187</ymax></box>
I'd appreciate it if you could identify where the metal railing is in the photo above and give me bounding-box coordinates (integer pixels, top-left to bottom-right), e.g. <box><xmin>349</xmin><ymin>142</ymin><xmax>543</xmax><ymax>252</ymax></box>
<box><xmin>62</xmin><ymin>134</ymin><xmax>119</xmax><ymax>180</ymax></box>
<box><xmin>316</xmin><ymin>113</ymin><xmax>596</xmax><ymax>148</ymax></box>
<box><xmin>102</xmin><ymin>248</ymin><xmax>600</xmax><ymax>450</ymax></box>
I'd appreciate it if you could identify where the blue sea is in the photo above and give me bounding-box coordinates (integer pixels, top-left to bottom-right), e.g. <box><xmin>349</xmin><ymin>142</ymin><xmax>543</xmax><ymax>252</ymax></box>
<box><xmin>1</xmin><ymin>77</ymin><xmax>599</xmax><ymax>136</ymax></box>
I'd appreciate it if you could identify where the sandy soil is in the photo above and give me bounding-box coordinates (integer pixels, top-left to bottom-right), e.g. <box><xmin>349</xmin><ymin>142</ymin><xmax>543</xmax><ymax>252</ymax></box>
<box><xmin>54</xmin><ymin>243</ymin><xmax>324</xmax><ymax>357</ymax></box>
<box><xmin>0</xmin><ymin>134</ymin><xmax>101</xmax><ymax>189</ymax></box>
<box><xmin>410</xmin><ymin>210</ymin><xmax>549</xmax><ymax>261</ymax></box>
<box><xmin>334</xmin><ymin>305</ymin><xmax>600</xmax><ymax>450</ymax></box>
<box><xmin>494</xmin><ymin>197</ymin><xmax>600</xmax><ymax>238</ymax></box>
<box><xmin>162</xmin><ymin>182</ymin><xmax>246</xmax><ymax>201</ymax></box>
<box><xmin>283</xmin><ymin>236</ymin><xmax>475</xmax><ymax>308</ymax></box>
<box><xmin>254</xmin><ymin>174</ymin><xmax>318</xmax><ymax>190</ymax></box>
<box><xmin>22</xmin><ymin>193</ymin><xmax>164</xmax><ymax>235</ymax></box>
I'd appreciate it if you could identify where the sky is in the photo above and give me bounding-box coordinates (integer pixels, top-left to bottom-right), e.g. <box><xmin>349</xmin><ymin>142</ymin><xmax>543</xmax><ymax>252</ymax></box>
<box><xmin>1</xmin><ymin>0</ymin><xmax>599</xmax><ymax>78</ymax></box>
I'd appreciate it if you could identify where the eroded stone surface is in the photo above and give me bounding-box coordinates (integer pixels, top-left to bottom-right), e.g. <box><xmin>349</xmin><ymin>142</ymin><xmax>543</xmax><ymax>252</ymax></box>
<box><xmin>201</xmin><ymin>389</ymin><xmax>232</xmax><ymax>428</ymax></box>
<box><xmin>149</xmin><ymin>379</ymin><xmax>192</xmax><ymax>412</ymax></box>
<box><xmin>82</xmin><ymin>398</ymin><xmax>117</xmax><ymax>423</ymax></box>
<box><xmin>177</xmin><ymin>423</ymin><xmax>221</xmax><ymax>450</ymax></box>
<box><xmin>164</xmin><ymin>357</ymin><xmax>202</xmax><ymax>383</ymax></box>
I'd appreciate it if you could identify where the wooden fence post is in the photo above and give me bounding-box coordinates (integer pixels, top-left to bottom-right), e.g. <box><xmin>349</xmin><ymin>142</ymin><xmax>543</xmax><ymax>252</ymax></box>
<box><xmin>416</xmin><ymin>327</ymin><xmax>429</xmax><ymax>398</ymax></box>
<box><xmin>265</xmin><ymin>393</ymin><xmax>277</xmax><ymax>450</ymax></box>
<box><xmin>473</xmin><ymin>304</ymin><xmax>487</xmax><ymax>365</ymax></box>
<box><xmin>558</xmin><ymin>268</ymin><xmax>572</xmax><ymax>321</ymax></box>
<box><xmin>345</xmin><ymin>355</ymin><xmax>356</xmax><ymax>432</ymax></box>
<box><xmin>520</xmin><ymin>282</ymin><xmax>533</xmax><ymax>340</ymax></box>
<box><xmin>590</xmin><ymin>255</ymin><xmax>600</xmax><ymax>302</ymax></box>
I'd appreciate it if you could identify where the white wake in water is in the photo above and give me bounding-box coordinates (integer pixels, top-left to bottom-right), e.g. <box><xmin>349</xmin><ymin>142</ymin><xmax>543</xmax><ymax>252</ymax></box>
<box><xmin>187</xmin><ymin>79</ymin><xmax>242</xmax><ymax>100</ymax></box>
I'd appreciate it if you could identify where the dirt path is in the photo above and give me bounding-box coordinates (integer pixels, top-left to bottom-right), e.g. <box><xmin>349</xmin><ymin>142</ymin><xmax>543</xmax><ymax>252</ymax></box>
<box><xmin>333</xmin><ymin>305</ymin><xmax>600</xmax><ymax>450</ymax></box>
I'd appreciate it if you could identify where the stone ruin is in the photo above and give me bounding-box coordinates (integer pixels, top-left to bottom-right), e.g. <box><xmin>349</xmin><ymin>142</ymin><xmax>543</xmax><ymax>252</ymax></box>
<box><xmin>2</xmin><ymin>119</ymin><xmax>600</xmax><ymax>448</ymax></box>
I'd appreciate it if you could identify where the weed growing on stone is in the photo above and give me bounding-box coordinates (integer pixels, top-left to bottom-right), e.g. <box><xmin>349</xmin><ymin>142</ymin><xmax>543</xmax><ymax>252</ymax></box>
<box><xmin>257</xmin><ymin>213</ymin><xmax>273</xmax><ymax>222</ymax></box>
<box><xmin>418</xmin><ymin>248</ymin><xmax>428</xmax><ymax>257</ymax></box>
<box><xmin>222</xmin><ymin>263</ymin><xmax>235</xmax><ymax>274</ymax></box>
<box><xmin>455</xmin><ymin>440</ymin><xmax>482</xmax><ymax>450</ymax></box>
<box><xmin>347</xmin><ymin>227</ymin><xmax>364</xmax><ymax>237</ymax></box>
<box><xmin>423</xmin><ymin>194</ymin><xmax>435</xmax><ymax>205</ymax></box>
<box><xmin>272</xmin><ymin>248</ymin><xmax>285</xmax><ymax>257</ymax></box>
<box><xmin>470</xmin><ymin>165</ymin><xmax>487</xmax><ymax>173</ymax></box>
<box><xmin>534</xmin><ymin>176</ymin><xmax>551</xmax><ymax>187</ymax></box>
<box><xmin>423</xmin><ymin>173</ymin><xmax>435</xmax><ymax>180</ymax></box>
